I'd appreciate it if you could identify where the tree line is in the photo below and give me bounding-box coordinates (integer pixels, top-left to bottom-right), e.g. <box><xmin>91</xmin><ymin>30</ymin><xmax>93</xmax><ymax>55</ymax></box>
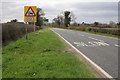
<box><xmin>52</xmin><ymin>10</ymin><xmax>120</xmax><ymax>28</ymax></box>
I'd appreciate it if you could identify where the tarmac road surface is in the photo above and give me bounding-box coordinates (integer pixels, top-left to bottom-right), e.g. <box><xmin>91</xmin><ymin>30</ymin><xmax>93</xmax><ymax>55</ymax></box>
<box><xmin>50</xmin><ymin>28</ymin><xmax>118</xmax><ymax>78</ymax></box>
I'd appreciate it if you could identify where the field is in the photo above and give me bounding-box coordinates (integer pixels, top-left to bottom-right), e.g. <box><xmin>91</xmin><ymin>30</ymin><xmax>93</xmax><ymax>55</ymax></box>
<box><xmin>2</xmin><ymin>29</ymin><xmax>96</xmax><ymax>78</ymax></box>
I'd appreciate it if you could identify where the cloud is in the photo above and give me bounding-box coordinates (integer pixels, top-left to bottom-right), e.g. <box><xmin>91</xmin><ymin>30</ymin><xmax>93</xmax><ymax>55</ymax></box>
<box><xmin>75</xmin><ymin>2</ymin><xmax>118</xmax><ymax>23</ymax></box>
<box><xmin>1</xmin><ymin>2</ymin><xmax>24</xmax><ymax>22</ymax></box>
<box><xmin>1</xmin><ymin>0</ymin><xmax>119</xmax><ymax>2</ymax></box>
<box><xmin>1</xmin><ymin>1</ymin><xmax>118</xmax><ymax>23</ymax></box>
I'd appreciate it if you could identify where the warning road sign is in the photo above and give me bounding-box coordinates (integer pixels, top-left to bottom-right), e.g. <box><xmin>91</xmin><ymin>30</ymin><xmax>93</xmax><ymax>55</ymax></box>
<box><xmin>24</xmin><ymin>6</ymin><xmax>37</xmax><ymax>22</ymax></box>
<box><xmin>25</xmin><ymin>7</ymin><xmax>36</xmax><ymax>17</ymax></box>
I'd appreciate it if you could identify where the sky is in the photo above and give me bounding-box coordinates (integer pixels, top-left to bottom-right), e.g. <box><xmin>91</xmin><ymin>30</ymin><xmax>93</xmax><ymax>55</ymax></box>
<box><xmin>1</xmin><ymin>0</ymin><xmax>120</xmax><ymax>24</ymax></box>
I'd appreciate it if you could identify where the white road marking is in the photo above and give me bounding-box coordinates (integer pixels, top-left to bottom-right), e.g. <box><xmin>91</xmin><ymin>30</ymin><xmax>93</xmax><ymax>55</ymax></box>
<box><xmin>74</xmin><ymin>41</ymin><xmax>109</xmax><ymax>47</ymax></box>
<box><xmin>93</xmin><ymin>42</ymin><xmax>109</xmax><ymax>46</ymax></box>
<box><xmin>114</xmin><ymin>44</ymin><xmax>120</xmax><ymax>47</ymax></box>
<box><xmin>88</xmin><ymin>37</ymin><xmax>104</xmax><ymax>42</ymax></box>
<box><xmin>88</xmin><ymin>42</ymin><xmax>97</xmax><ymax>46</ymax></box>
<box><xmin>80</xmin><ymin>42</ymin><xmax>88</xmax><ymax>46</ymax></box>
<box><xmin>51</xmin><ymin>29</ymin><xmax>113</xmax><ymax>78</ymax></box>
<box><xmin>81</xmin><ymin>35</ymin><xmax>84</xmax><ymax>36</ymax></box>
<box><xmin>74</xmin><ymin>42</ymin><xmax>89</xmax><ymax>46</ymax></box>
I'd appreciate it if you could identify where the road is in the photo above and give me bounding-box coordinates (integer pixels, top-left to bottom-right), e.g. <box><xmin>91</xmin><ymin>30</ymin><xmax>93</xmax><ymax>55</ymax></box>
<box><xmin>50</xmin><ymin>28</ymin><xmax>118</xmax><ymax>78</ymax></box>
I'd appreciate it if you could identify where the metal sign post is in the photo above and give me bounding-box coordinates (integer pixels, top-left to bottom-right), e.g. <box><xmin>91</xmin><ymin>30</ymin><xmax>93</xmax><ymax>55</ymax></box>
<box><xmin>25</xmin><ymin>22</ymin><xmax>28</xmax><ymax>40</ymax></box>
<box><xmin>34</xmin><ymin>22</ymin><xmax>36</xmax><ymax>40</ymax></box>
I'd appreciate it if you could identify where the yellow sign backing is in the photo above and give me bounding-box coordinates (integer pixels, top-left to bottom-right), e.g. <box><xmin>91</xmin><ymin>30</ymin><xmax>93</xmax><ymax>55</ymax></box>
<box><xmin>24</xmin><ymin>6</ymin><xmax>37</xmax><ymax>22</ymax></box>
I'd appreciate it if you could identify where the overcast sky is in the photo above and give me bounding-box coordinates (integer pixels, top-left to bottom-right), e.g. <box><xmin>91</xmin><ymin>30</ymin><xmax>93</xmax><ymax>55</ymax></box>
<box><xmin>1</xmin><ymin>0</ymin><xmax>119</xmax><ymax>24</ymax></box>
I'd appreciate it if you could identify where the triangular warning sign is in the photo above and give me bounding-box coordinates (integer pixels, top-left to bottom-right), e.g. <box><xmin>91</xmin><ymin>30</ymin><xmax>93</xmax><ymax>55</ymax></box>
<box><xmin>25</xmin><ymin>7</ymin><xmax>36</xmax><ymax>17</ymax></box>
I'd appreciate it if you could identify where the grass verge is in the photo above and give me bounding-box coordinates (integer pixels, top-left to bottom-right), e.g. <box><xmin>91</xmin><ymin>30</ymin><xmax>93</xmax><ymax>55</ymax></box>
<box><xmin>3</xmin><ymin>28</ymin><xmax>96</xmax><ymax>78</ymax></box>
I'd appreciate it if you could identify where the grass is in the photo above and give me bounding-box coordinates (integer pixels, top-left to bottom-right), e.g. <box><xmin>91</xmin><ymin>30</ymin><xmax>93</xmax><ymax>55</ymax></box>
<box><xmin>2</xmin><ymin>28</ymin><xmax>95</xmax><ymax>78</ymax></box>
<box><xmin>65</xmin><ymin>28</ymin><xmax>120</xmax><ymax>39</ymax></box>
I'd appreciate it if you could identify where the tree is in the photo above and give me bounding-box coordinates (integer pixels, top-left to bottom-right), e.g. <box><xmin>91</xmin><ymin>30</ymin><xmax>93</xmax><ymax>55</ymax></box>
<box><xmin>58</xmin><ymin>15</ymin><xmax>64</xmax><ymax>26</ymax></box>
<box><xmin>82</xmin><ymin>22</ymin><xmax>85</xmax><ymax>25</ymax></box>
<box><xmin>62</xmin><ymin>11</ymin><xmax>76</xmax><ymax>27</ymax></box>
<box><xmin>109</xmin><ymin>21</ymin><xmax>116</xmax><ymax>28</ymax></box>
<box><xmin>52</xmin><ymin>15</ymin><xmax>63</xmax><ymax>26</ymax></box>
<box><xmin>117</xmin><ymin>22</ymin><xmax>120</xmax><ymax>28</ymax></box>
<box><xmin>109</xmin><ymin>21</ymin><xmax>116</xmax><ymax>25</ymax></box>
<box><xmin>64</xmin><ymin>11</ymin><xmax>71</xmax><ymax>27</ymax></box>
<box><xmin>94</xmin><ymin>22</ymin><xmax>99</xmax><ymax>26</ymax></box>
<box><xmin>53</xmin><ymin>10</ymin><xmax>76</xmax><ymax>27</ymax></box>
<box><xmin>11</xmin><ymin>19</ymin><xmax>18</xmax><ymax>22</ymax></box>
<box><xmin>35</xmin><ymin>8</ymin><xmax>45</xmax><ymax>28</ymax></box>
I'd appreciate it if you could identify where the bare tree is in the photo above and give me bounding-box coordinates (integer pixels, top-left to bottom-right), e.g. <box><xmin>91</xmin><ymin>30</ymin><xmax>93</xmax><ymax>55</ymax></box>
<box><xmin>62</xmin><ymin>11</ymin><xmax>76</xmax><ymax>27</ymax></box>
<box><xmin>52</xmin><ymin>15</ymin><xmax>63</xmax><ymax>26</ymax></box>
<box><xmin>36</xmin><ymin>8</ymin><xmax>45</xmax><ymax>28</ymax></box>
<box><xmin>11</xmin><ymin>19</ymin><xmax>18</xmax><ymax>22</ymax></box>
<box><xmin>94</xmin><ymin>22</ymin><xmax>99</xmax><ymax>26</ymax></box>
<box><xmin>109</xmin><ymin>21</ymin><xmax>116</xmax><ymax>28</ymax></box>
<box><xmin>53</xmin><ymin>10</ymin><xmax>76</xmax><ymax>27</ymax></box>
<box><xmin>64</xmin><ymin>11</ymin><xmax>71</xmax><ymax>27</ymax></box>
<box><xmin>69</xmin><ymin>11</ymin><xmax>76</xmax><ymax>23</ymax></box>
<box><xmin>109</xmin><ymin>21</ymin><xmax>116</xmax><ymax>25</ymax></box>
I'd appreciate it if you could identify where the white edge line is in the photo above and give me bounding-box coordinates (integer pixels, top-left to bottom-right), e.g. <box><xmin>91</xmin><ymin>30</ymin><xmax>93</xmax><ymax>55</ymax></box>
<box><xmin>50</xmin><ymin>29</ymin><xmax>113</xmax><ymax>78</ymax></box>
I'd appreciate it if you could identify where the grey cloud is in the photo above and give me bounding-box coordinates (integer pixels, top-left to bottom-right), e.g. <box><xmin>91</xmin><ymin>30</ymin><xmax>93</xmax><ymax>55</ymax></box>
<box><xmin>45</xmin><ymin>2</ymin><xmax>118</xmax><ymax>23</ymax></box>
<box><xmin>71</xmin><ymin>2</ymin><xmax>118</xmax><ymax>23</ymax></box>
<box><xmin>71</xmin><ymin>2</ymin><xmax>118</xmax><ymax>17</ymax></box>
<box><xmin>2</xmin><ymin>2</ymin><xmax>24</xmax><ymax>22</ymax></box>
<box><xmin>73</xmin><ymin>2</ymin><xmax>118</xmax><ymax>11</ymax></box>
<box><xmin>1</xmin><ymin>1</ymin><xmax>118</xmax><ymax>23</ymax></box>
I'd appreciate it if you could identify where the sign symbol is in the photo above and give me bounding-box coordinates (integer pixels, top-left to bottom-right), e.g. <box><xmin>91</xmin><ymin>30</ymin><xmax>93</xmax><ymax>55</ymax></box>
<box><xmin>25</xmin><ymin>7</ymin><xmax>36</xmax><ymax>17</ymax></box>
